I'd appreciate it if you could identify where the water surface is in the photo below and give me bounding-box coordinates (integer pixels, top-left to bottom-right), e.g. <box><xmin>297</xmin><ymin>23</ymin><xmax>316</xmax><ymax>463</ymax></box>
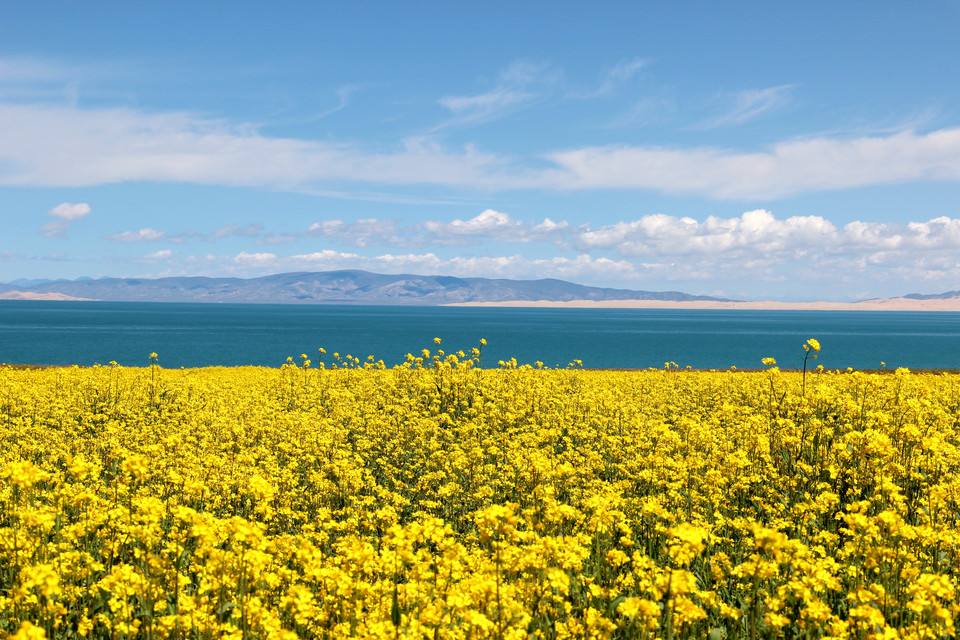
<box><xmin>1</xmin><ymin>301</ymin><xmax>959</xmax><ymax>369</ymax></box>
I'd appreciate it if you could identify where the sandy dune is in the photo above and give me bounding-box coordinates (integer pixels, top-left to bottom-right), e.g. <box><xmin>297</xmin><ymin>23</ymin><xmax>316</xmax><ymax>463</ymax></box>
<box><xmin>448</xmin><ymin>297</ymin><xmax>960</xmax><ymax>312</ymax></box>
<box><xmin>0</xmin><ymin>291</ymin><xmax>92</xmax><ymax>301</ymax></box>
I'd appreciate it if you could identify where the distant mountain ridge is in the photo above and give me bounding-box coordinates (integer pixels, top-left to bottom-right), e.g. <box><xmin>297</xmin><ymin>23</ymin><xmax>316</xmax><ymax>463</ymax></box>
<box><xmin>0</xmin><ymin>270</ymin><xmax>728</xmax><ymax>305</ymax></box>
<box><xmin>901</xmin><ymin>290</ymin><xmax>960</xmax><ymax>300</ymax></box>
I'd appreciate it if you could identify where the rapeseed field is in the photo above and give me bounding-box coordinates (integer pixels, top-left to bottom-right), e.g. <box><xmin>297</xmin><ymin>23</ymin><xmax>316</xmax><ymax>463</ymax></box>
<box><xmin>1</xmin><ymin>340</ymin><xmax>959</xmax><ymax>639</ymax></box>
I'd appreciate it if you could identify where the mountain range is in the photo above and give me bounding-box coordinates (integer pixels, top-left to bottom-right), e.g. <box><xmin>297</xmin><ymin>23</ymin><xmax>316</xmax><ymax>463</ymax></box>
<box><xmin>901</xmin><ymin>290</ymin><xmax>960</xmax><ymax>300</ymax></box>
<box><xmin>0</xmin><ymin>270</ymin><xmax>727</xmax><ymax>304</ymax></box>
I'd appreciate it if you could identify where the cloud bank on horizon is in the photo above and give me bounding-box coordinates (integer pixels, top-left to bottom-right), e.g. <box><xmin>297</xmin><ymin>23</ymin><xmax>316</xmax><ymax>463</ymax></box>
<box><xmin>1</xmin><ymin>2</ymin><xmax>959</xmax><ymax>300</ymax></box>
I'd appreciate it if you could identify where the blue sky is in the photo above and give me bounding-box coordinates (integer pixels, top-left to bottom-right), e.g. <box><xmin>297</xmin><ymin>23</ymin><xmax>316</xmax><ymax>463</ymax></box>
<box><xmin>2</xmin><ymin>1</ymin><xmax>960</xmax><ymax>299</ymax></box>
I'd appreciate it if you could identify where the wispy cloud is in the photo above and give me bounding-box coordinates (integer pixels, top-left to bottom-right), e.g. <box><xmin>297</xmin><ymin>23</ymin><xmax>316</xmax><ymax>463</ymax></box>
<box><xmin>0</xmin><ymin>55</ymin><xmax>123</xmax><ymax>106</ymax></box>
<box><xmin>108</xmin><ymin>223</ymin><xmax>300</xmax><ymax>246</ymax></box>
<box><xmin>545</xmin><ymin>127</ymin><xmax>960</xmax><ymax>199</ymax></box>
<box><xmin>267</xmin><ymin>84</ymin><xmax>365</xmax><ymax>128</ymax></box>
<box><xmin>307</xmin><ymin>218</ymin><xmax>401</xmax><ymax>247</ymax></box>
<box><xmin>309</xmin><ymin>84</ymin><xmax>361</xmax><ymax>121</ymax></box>
<box><xmin>604</xmin><ymin>96</ymin><xmax>674</xmax><ymax>129</ymax></box>
<box><xmin>144</xmin><ymin>249</ymin><xmax>173</xmax><ymax>261</ymax></box>
<box><xmin>3</xmin><ymin>84</ymin><xmax>960</xmax><ymax>200</ymax></box>
<box><xmin>109</xmin><ymin>227</ymin><xmax>165</xmax><ymax>242</ymax></box>
<box><xmin>233</xmin><ymin>251</ymin><xmax>278</xmax><ymax>266</ymax></box>
<box><xmin>214</xmin><ymin>224</ymin><xmax>265</xmax><ymax>239</ymax></box>
<box><xmin>571</xmin><ymin>57</ymin><xmax>649</xmax><ymax>99</ymax></box>
<box><xmin>693</xmin><ymin>84</ymin><xmax>795</xmax><ymax>129</ymax></box>
<box><xmin>434</xmin><ymin>60</ymin><xmax>558</xmax><ymax>130</ymax></box>
<box><xmin>0</xmin><ymin>57</ymin><xmax>65</xmax><ymax>83</ymax></box>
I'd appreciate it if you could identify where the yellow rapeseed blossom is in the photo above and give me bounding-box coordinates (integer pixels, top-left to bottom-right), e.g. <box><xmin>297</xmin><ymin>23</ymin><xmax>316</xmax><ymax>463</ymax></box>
<box><xmin>0</xmin><ymin>339</ymin><xmax>958</xmax><ymax>638</ymax></box>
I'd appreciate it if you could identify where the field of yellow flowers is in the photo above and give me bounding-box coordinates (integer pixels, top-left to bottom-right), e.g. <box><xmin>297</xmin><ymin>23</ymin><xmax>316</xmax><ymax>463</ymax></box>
<box><xmin>2</xmin><ymin>340</ymin><xmax>960</xmax><ymax>639</ymax></box>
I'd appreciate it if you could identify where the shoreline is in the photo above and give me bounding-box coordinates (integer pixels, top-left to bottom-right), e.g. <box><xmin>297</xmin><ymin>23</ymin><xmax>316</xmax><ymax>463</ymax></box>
<box><xmin>446</xmin><ymin>297</ymin><xmax>960</xmax><ymax>312</ymax></box>
<box><xmin>3</xmin><ymin>293</ymin><xmax>960</xmax><ymax>311</ymax></box>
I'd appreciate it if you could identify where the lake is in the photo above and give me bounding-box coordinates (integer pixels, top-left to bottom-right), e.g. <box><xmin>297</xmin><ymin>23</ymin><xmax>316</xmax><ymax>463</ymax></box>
<box><xmin>1</xmin><ymin>300</ymin><xmax>959</xmax><ymax>369</ymax></box>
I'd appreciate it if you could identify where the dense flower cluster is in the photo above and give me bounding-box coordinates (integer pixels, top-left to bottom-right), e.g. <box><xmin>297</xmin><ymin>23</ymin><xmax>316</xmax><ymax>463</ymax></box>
<box><xmin>1</xmin><ymin>343</ymin><xmax>959</xmax><ymax>639</ymax></box>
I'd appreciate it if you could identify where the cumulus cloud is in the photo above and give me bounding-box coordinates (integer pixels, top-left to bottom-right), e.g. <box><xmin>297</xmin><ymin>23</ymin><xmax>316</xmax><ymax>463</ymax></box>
<box><xmin>42</xmin><ymin>201</ymin><xmax>91</xmax><ymax>237</ymax></box>
<box><xmin>423</xmin><ymin>209</ymin><xmax>518</xmax><ymax>237</ymax></box>
<box><xmin>286</xmin><ymin>209</ymin><xmax>960</xmax><ymax>295</ymax></box>
<box><xmin>82</xmin><ymin>206</ymin><xmax>960</xmax><ymax>298</ymax></box>
<box><xmin>112</xmin><ymin>209</ymin><xmax>960</xmax><ymax>293</ymax></box>
<box><xmin>570</xmin><ymin>210</ymin><xmax>960</xmax><ymax>261</ymax></box>
<box><xmin>49</xmin><ymin>202</ymin><xmax>91</xmax><ymax>220</ymax></box>
<box><xmin>419</xmin><ymin>210</ymin><xmax>571</xmax><ymax>245</ymax></box>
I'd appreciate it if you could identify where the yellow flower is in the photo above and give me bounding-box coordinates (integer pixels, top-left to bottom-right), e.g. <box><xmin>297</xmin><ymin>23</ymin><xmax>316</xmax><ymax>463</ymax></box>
<box><xmin>12</xmin><ymin>622</ymin><xmax>47</xmax><ymax>640</ymax></box>
<box><xmin>667</xmin><ymin>523</ymin><xmax>709</xmax><ymax>566</ymax></box>
<box><xmin>0</xmin><ymin>342</ymin><xmax>957</xmax><ymax>638</ymax></box>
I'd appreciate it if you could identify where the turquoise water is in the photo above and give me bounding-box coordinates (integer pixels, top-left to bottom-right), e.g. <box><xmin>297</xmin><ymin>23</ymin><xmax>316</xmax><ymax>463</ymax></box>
<box><xmin>1</xmin><ymin>300</ymin><xmax>960</xmax><ymax>369</ymax></box>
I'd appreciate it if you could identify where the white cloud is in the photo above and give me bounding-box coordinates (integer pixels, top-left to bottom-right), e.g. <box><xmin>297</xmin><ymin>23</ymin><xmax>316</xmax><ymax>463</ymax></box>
<box><xmin>40</xmin><ymin>222</ymin><xmax>68</xmax><ymax>238</ymax></box>
<box><xmin>419</xmin><ymin>210</ymin><xmax>571</xmax><ymax>244</ymax></box>
<box><xmin>109</xmin><ymin>227</ymin><xmax>165</xmax><ymax>242</ymax></box>
<box><xmin>302</xmin><ymin>210</ymin><xmax>568</xmax><ymax>247</ymax></box>
<box><xmin>214</xmin><ymin>224</ymin><xmax>265</xmax><ymax>239</ymax></box>
<box><xmin>292</xmin><ymin>209</ymin><xmax>960</xmax><ymax>295</ymax></box>
<box><xmin>291</xmin><ymin>249</ymin><xmax>362</xmax><ymax>263</ymax></box>
<box><xmin>49</xmin><ymin>202</ymin><xmax>91</xmax><ymax>220</ymax></box>
<box><xmin>532</xmin><ymin>217</ymin><xmax>569</xmax><ymax>233</ymax></box>
<box><xmin>546</xmin><ymin>128</ymin><xmax>960</xmax><ymax>198</ymax></box>
<box><xmin>0</xmin><ymin>103</ymin><xmax>510</xmax><ymax>190</ymax></box>
<box><xmin>234</xmin><ymin>251</ymin><xmax>277</xmax><ymax>266</ymax></box>
<box><xmin>439</xmin><ymin>89</ymin><xmax>531</xmax><ymax>116</ymax></box>
<box><xmin>571</xmin><ymin>209</ymin><xmax>960</xmax><ymax>259</ymax></box>
<box><xmin>694</xmin><ymin>84</ymin><xmax>794</xmax><ymax>129</ymax></box>
<box><xmin>541</xmin><ymin>209</ymin><xmax>960</xmax><ymax>296</ymax></box>
<box><xmin>307</xmin><ymin>218</ymin><xmax>399</xmax><ymax>247</ymax></box>
<box><xmin>144</xmin><ymin>249</ymin><xmax>173</xmax><ymax>260</ymax></box>
<box><xmin>32</xmin><ymin>206</ymin><xmax>960</xmax><ymax>298</ymax></box>
<box><xmin>41</xmin><ymin>201</ymin><xmax>91</xmax><ymax>237</ymax></box>
<box><xmin>2</xmin><ymin>68</ymin><xmax>960</xmax><ymax>201</ymax></box>
<box><xmin>423</xmin><ymin>209</ymin><xmax>518</xmax><ymax>237</ymax></box>
<box><xmin>121</xmin><ymin>210</ymin><xmax>960</xmax><ymax>295</ymax></box>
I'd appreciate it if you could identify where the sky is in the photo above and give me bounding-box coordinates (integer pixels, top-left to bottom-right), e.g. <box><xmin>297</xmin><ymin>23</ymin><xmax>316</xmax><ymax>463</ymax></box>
<box><xmin>2</xmin><ymin>1</ymin><xmax>960</xmax><ymax>300</ymax></box>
